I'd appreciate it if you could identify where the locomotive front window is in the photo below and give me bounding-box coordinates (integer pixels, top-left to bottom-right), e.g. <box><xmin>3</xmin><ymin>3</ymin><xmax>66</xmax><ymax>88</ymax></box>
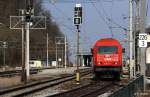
<box><xmin>98</xmin><ymin>46</ymin><xmax>118</xmax><ymax>54</ymax></box>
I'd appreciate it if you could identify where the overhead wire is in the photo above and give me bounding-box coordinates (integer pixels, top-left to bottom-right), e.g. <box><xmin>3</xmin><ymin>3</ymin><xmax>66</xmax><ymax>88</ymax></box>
<box><xmin>48</xmin><ymin>1</ymin><xmax>94</xmax><ymax>52</ymax></box>
<box><xmin>81</xmin><ymin>3</ymin><xmax>91</xmax><ymax>45</ymax></box>
<box><xmin>47</xmin><ymin>1</ymin><xmax>76</xmax><ymax>33</ymax></box>
<box><xmin>81</xmin><ymin>3</ymin><xmax>93</xmax><ymax>51</ymax></box>
<box><xmin>47</xmin><ymin>0</ymin><xmax>127</xmax><ymax>34</ymax></box>
<box><xmin>47</xmin><ymin>2</ymin><xmax>79</xmax><ymax>58</ymax></box>
<box><xmin>110</xmin><ymin>0</ymin><xmax>114</xmax><ymax>38</ymax></box>
<box><xmin>99</xmin><ymin>0</ymin><xmax>114</xmax><ymax>37</ymax></box>
<box><xmin>50</xmin><ymin>3</ymin><xmax>73</xmax><ymax>24</ymax></box>
<box><xmin>98</xmin><ymin>0</ymin><xmax>128</xmax><ymax>32</ymax></box>
<box><xmin>44</xmin><ymin>4</ymin><xmax>74</xmax><ymax>31</ymax></box>
<box><xmin>98</xmin><ymin>0</ymin><xmax>127</xmax><ymax>43</ymax></box>
<box><xmin>146</xmin><ymin>0</ymin><xmax>149</xmax><ymax>17</ymax></box>
<box><xmin>101</xmin><ymin>0</ymin><xmax>113</xmax><ymax>37</ymax></box>
<box><xmin>45</xmin><ymin>0</ymin><xmax>128</xmax><ymax>46</ymax></box>
<box><xmin>91</xmin><ymin>2</ymin><xmax>112</xmax><ymax>36</ymax></box>
<box><xmin>47</xmin><ymin>1</ymin><xmax>79</xmax><ymax>47</ymax></box>
<box><xmin>92</xmin><ymin>1</ymin><xmax>126</xmax><ymax>38</ymax></box>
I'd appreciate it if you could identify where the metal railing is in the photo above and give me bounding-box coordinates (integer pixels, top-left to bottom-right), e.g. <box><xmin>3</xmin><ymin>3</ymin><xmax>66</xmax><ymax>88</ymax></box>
<box><xmin>109</xmin><ymin>75</ymin><xmax>144</xmax><ymax>97</ymax></box>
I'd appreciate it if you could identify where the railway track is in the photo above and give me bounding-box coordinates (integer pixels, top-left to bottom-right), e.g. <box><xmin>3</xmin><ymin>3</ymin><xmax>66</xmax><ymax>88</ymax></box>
<box><xmin>0</xmin><ymin>69</ymin><xmax>39</xmax><ymax>77</ymax></box>
<box><xmin>0</xmin><ymin>67</ymin><xmax>61</xmax><ymax>77</ymax></box>
<box><xmin>47</xmin><ymin>81</ymin><xmax>119</xmax><ymax>97</ymax></box>
<box><xmin>0</xmin><ymin>68</ymin><xmax>90</xmax><ymax>77</ymax></box>
<box><xmin>0</xmin><ymin>68</ymin><xmax>91</xmax><ymax>97</ymax></box>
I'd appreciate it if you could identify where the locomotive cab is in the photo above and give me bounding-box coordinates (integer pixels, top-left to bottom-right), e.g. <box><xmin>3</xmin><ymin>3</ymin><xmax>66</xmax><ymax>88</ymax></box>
<box><xmin>92</xmin><ymin>38</ymin><xmax>122</xmax><ymax>79</ymax></box>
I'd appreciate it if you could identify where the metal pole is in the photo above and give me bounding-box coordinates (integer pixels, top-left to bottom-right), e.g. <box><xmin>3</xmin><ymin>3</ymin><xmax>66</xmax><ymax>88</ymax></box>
<box><xmin>56</xmin><ymin>43</ymin><xmax>57</xmax><ymax>67</ymax></box>
<box><xmin>26</xmin><ymin>22</ymin><xmax>30</xmax><ymax>78</ymax></box>
<box><xmin>64</xmin><ymin>37</ymin><xmax>67</xmax><ymax>68</ymax></box>
<box><xmin>129</xmin><ymin>0</ymin><xmax>134</xmax><ymax>78</ymax></box>
<box><xmin>135</xmin><ymin>0</ymin><xmax>140</xmax><ymax>74</ymax></box>
<box><xmin>4</xmin><ymin>45</ymin><xmax>5</xmax><ymax>67</ymax></box>
<box><xmin>133</xmin><ymin>0</ymin><xmax>136</xmax><ymax>76</ymax></box>
<box><xmin>62</xmin><ymin>47</ymin><xmax>63</xmax><ymax>67</ymax></box>
<box><xmin>3</xmin><ymin>42</ymin><xmax>6</xmax><ymax>67</ymax></box>
<box><xmin>140</xmin><ymin>0</ymin><xmax>147</xmax><ymax>90</ymax></box>
<box><xmin>21</xmin><ymin>9</ymin><xmax>26</xmax><ymax>82</ymax></box>
<box><xmin>76</xmin><ymin>25</ymin><xmax>80</xmax><ymax>83</ymax></box>
<box><xmin>46</xmin><ymin>32</ymin><xmax>49</xmax><ymax>67</ymax></box>
<box><xmin>77</xmin><ymin>25</ymin><xmax>80</xmax><ymax>70</ymax></box>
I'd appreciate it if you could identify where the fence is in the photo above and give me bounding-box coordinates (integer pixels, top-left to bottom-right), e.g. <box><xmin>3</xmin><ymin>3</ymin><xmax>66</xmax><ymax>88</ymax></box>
<box><xmin>109</xmin><ymin>75</ymin><xmax>144</xmax><ymax>97</ymax></box>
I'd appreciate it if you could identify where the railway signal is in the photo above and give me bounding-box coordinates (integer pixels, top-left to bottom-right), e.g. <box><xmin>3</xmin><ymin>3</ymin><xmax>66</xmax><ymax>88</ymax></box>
<box><xmin>74</xmin><ymin>4</ymin><xmax>82</xmax><ymax>25</ymax></box>
<box><xmin>74</xmin><ymin>4</ymin><xmax>82</xmax><ymax>84</ymax></box>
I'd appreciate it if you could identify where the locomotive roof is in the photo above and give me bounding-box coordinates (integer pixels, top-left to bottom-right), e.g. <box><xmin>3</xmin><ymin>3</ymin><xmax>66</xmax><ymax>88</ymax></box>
<box><xmin>98</xmin><ymin>38</ymin><xmax>118</xmax><ymax>42</ymax></box>
<box><xmin>93</xmin><ymin>38</ymin><xmax>122</xmax><ymax>47</ymax></box>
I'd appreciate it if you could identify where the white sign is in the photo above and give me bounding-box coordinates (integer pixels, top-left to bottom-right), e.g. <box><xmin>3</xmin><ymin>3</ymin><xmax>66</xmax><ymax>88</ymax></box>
<box><xmin>74</xmin><ymin>17</ymin><xmax>81</xmax><ymax>25</ymax></box>
<box><xmin>139</xmin><ymin>33</ymin><xmax>147</xmax><ymax>47</ymax></box>
<box><xmin>76</xmin><ymin>4</ymin><xmax>81</xmax><ymax>7</ymax></box>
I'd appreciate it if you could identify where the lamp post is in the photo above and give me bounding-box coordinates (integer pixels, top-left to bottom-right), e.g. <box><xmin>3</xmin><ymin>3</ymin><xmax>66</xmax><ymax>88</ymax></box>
<box><xmin>3</xmin><ymin>42</ymin><xmax>7</xmax><ymax>67</ymax></box>
<box><xmin>46</xmin><ymin>32</ymin><xmax>49</xmax><ymax>67</ymax></box>
<box><xmin>0</xmin><ymin>23</ymin><xmax>8</xmax><ymax>67</ymax></box>
<box><xmin>55</xmin><ymin>37</ymin><xmax>66</xmax><ymax>68</ymax></box>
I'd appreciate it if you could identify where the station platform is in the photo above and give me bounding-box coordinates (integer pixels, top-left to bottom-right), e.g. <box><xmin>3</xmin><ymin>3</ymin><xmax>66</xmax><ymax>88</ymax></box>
<box><xmin>0</xmin><ymin>67</ymin><xmax>90</xmax><ymax>89</ymax></box>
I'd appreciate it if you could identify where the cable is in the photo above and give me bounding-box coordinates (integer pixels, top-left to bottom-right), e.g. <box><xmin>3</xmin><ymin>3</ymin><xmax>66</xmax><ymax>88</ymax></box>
<box><xmin>45</xmin><ymin>1</ymin><xmax>77</xmax><ymax>37</ymax></box>
<box><xmin>97</xmin><ymin>0</ymin><xmax>128</xmax><ymax>43</ymax></box>
<box><xmin>110</xmin><ymin>0</ymin><xmax>114</xmax><ymax>37</ymax></box>
<box><xmin>99</xmin><ymin>1</ymin><xmax>110</xmax><ymax>22</ymax></box>
<box><xmin>99</xmin><ymin>0</ymin><xmax>128</xmax><ymax>32</ymax></box>
<box><xmin>99</xmin><ymin>0</ymin><xmax>114</xmax><ymax>37</ymax></box>
<box><xmin>146</xmin><ymin>0</ymin><xmax>149</xmax><ymax>17</ymax></box>
<box><xmin>50</xmin><ymin>3</ymin><xmax>73</xmax><ymax>24</ymax></box>
<box><xmin>49</xmin><ymin>15</ymin><xmax>74</xmax><ymax>31</ymax></box>
<box><xmin>91</xmin><ymin>3</ymin><xmax>112</xmax><ymax>35</ymax></box>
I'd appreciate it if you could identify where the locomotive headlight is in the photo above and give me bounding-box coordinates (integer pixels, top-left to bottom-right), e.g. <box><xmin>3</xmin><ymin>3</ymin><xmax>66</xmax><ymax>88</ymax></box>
<box><xmin>105</xmin><ymin>58</ymin><xmax>111</xmax><ymax>61</ymax></box>
<box><xmin>114</xmin><ymin>62</ymin><xmax>118</xmax><ymax>64</ymax></box>
<box><xmin>98</xmin><ymin>62</ymin><xmax>102</xmax><ymax>65</ymax></box>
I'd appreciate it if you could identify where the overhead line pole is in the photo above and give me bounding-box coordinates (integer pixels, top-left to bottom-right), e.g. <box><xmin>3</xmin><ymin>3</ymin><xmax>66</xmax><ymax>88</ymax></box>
<box><xmin>10</xmin><ymin>0</ymin><xmax>46</xmax><ymax>82</ymax></box>
<box><xmin>64</xmin><ymin>36</ymin><xmax>67</xmax><ymax>68</ymax></box>
<box><xmin>25</xmin><ymin>0</ymin><xmax>33</xmax><ymax>79</ymax></box>
<box><xmin>25</xmin><ymin>22</ymin><xmax>30</xmax><ymax>78</ymax></box>
<box><xmin>140</xmin><ymin>0</ymin><xmax>147</xmax><ymax>89</ymax></box>
<box><xmin>46</xmin><ymin>32</ymin><xmax>49</xmax><ymax>67</ymax></box>
<box><xmin>56</xmin><ymin>42</ymin><xmax>58</xmax><ymax>67</ymax></box>
<box><xmin>129</xmin><ymin>0</ymin><xmax>134</xmax><ymax>78</ymax></box>
<box><xmin>21</xmin><ymin>9</ymin><xmax>26</xmax><ymax>82</ymax></box>
<box><xmin>135</xmin><ymin>0</ymin><xmax>140</xmax><ymax>74</ymax></box>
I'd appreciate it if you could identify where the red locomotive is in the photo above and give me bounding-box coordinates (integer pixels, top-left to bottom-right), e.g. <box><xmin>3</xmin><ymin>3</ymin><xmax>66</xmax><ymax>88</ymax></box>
<box><xmin>92</xmin><ymin>38</ymin><xmax>122</xmax><ymax>79</ymax></box>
